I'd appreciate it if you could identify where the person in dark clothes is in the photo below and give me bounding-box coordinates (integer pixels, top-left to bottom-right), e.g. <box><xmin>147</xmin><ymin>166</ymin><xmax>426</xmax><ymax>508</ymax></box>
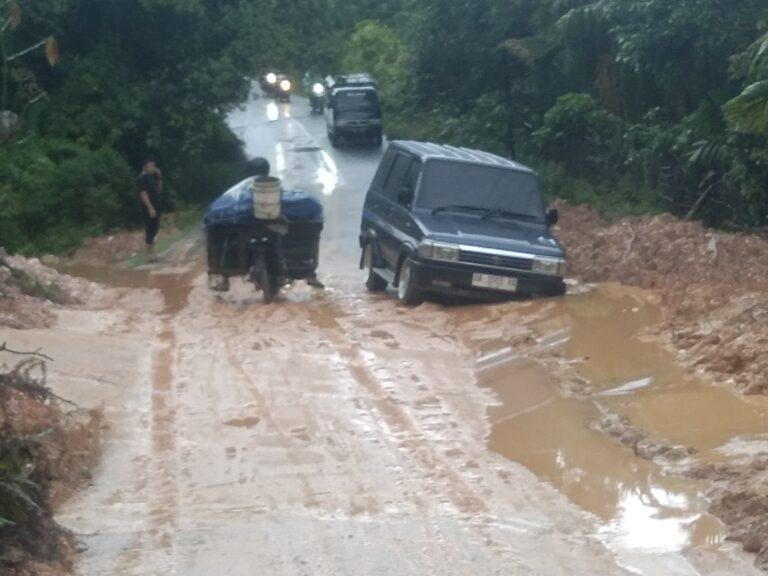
<box><xmin>136</xmin><ymin>157</ymin><xmax>163</xmax><ymax>262</ymax></box>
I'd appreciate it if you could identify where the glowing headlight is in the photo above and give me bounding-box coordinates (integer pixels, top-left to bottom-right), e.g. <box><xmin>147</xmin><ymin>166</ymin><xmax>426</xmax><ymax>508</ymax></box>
<box><xmin>418</xmin><ymin>241</ymin><xmax>460</xmax><ymax>262</ymax></box>
<box><xmin>312</xmin><ymin>82</ymin><xmax>324</xmax><ymax>96</ymax></box>
<box><xmin>532</xmin><ymin>257</ymin><xmax>565</xmax><ymax>276</ymax></box>
<box><xmin>279</xmin><ymin>79</ymin><xmax>291</xmax><ymax>92</ymax></box>
<box><xmin>265</xmin><ymin>72</ymin><xmax>277</xmax><ymax>85</ymax></box>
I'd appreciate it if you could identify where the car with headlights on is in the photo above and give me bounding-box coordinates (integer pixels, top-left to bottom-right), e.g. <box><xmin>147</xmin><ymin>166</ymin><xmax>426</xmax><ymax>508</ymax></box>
<box><xmin>359</xmin><ymin>141</ymin><xmax>566</xmax><ymax>305</ymax></box>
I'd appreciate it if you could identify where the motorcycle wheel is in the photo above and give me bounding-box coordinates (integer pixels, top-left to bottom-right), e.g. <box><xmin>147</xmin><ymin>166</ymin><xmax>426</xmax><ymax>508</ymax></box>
<box><xmin>259</xmin><ymin>267</ymin><xmax>274</xmax><ymax>304</ymax></box>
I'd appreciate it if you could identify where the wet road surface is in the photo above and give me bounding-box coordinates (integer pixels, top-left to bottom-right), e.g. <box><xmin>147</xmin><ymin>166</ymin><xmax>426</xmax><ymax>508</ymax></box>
<box><xmin>11</xmin><ymin>86</ymin><xmax>764</xmax><ymax>574</ymax></box>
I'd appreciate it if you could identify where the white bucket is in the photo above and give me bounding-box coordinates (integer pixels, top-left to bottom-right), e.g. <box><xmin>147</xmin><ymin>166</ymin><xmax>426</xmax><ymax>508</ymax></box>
<box><xmin>252</xmin><ymin>176</ymin><xmax>281</xmax><ymax>220</ymax></box>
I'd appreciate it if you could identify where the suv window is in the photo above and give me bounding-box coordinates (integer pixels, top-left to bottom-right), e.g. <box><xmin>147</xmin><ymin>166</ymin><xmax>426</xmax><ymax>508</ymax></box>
<box><xmin>383</xmin><ymin>153</ymin><xmax>412</xmax><ymax>200</ymax></box>
<box><xmin>371</xmin><ymin>150</ymin><xmax>396</xmax><ymax>190</ymax></box>
<box><xmin>333</xmin><ymin>89</ymin><xmax>381</xmax><ymax>116</ymax></box>
<box><xmin>399</xmin><ymin>160</ymin><xmax>421</xmax><ymax>207</ymax></box>
<box><xmin>417</xmin><ymin>160</ymin><xmax>545</xmax><ymax>222</ymax></box>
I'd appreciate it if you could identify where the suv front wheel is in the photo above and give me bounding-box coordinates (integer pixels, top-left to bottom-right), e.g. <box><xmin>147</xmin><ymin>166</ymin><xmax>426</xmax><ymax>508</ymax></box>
<box><xmin>397</xmin><ymin>258</ymin><xmax>423</xmax><ymax>306</ymax></box>
<box><xmin>363</xmin><ymin>245</ymin><xmax>387</xmax><ymax>292</ymax></box>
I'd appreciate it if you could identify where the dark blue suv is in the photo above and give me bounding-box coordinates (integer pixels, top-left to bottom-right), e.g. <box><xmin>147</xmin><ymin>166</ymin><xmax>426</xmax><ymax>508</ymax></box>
<box><xmin>359</xmin><ymin>141</ymin><xmax>567</xmax><ymax>305</ymax></box>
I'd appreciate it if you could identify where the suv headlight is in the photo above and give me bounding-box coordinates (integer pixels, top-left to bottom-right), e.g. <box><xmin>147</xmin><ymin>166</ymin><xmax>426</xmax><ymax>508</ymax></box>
<box><xmin>532</xmin><ymin>257</ymin><xmax>566</xmax><ymax>276</ymax></box>
<box><xmin>418</xmin><ymin>240</ymin><xmax>460</xmax><ymax>262</ymax></box>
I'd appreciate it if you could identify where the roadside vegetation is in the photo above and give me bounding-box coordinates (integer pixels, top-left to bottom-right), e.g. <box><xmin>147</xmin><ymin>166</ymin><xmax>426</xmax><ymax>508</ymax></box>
<box><xmin>0</xmin><ymin>0</ymin><xmax>766</xmax><ymax>256</ymax></box>
<box><xmin>0</xmin><ymin>346</ymin><xmax>101</xmax><ymax>574</ymax></box>
<box><xmin>333</xmin><ymin>0</ymin><xmax>767</xmax><ymax>228</ymax></box>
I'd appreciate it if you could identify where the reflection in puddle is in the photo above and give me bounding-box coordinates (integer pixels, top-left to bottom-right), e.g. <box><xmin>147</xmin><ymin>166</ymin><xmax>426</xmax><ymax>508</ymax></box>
<box><xmin>477</xmin><ymin>285</ymin><xmax>766</xmax><ymax>561</ymax></box>
<box><xmin>317</xmin><ymin>150</ymin><xmax>339</xmax><ymax>196</ymax></box>
<box><xmin>486</xmin><ymin>359</ymin><xmax>722</xmax><ymax>554</ymax></box>
<box><xmin>266</xmin><ymin>102</ymin><xmax>279</xmax><ymax>121</ymax></box>
<box><xmin>275</xmin><ymin>141</ymin><xmax>286</xmax><ymax>176</ymax></box>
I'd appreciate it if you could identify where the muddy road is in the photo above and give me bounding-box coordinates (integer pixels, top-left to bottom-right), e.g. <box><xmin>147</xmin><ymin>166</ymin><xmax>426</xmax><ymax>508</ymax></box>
<box><xmin>3</xmin><ymin>87</ymin><xmax>765</xmax><ymax>574</ymax></box>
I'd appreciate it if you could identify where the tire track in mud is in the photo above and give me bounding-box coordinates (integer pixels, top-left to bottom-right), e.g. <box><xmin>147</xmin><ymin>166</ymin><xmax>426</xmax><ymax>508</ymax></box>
<box><xmin>303</xmin><ymin>299</ymin><xmax>546</xmax><ymax>573</ymax></box>
<box><xmin>113</xmin><ymin>271</ymin><xmax>197</xmax><ymax>574</ymax></box>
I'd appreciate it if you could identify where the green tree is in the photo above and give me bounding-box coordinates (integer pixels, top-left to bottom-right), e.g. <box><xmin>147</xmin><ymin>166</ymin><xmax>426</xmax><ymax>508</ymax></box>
<box><xmin>342</xmin><ymin>20</ymin><xmax>409</xmax><ymax>106</ymax></box>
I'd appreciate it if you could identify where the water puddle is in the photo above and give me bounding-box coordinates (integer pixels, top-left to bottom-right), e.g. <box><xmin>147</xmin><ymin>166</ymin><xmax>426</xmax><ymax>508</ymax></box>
<box><xmin>59</xmin><ymin>262</ymin><xmax>197</xmax><ymax>315</ymax></box>
<box><xmin>473</xmin><ymin>284</ymin><xmax>766</xmax><ymax>563</ymax></box>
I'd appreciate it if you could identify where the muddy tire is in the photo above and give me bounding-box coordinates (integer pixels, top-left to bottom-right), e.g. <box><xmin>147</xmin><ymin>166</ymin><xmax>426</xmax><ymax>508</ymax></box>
<box><xmin>397</xmin><ymin>258</ymin><xmax>422</xmax><ymax>306</ymax></box>
<box><xmin>543</xmin><ymin>281</ymin><xmax>567</xmax><ymax>297</ymax></box>
<box><xmin>363</xmin><ymin>246</ymin><xmax>387</xmax><ymax>292</ymax></box>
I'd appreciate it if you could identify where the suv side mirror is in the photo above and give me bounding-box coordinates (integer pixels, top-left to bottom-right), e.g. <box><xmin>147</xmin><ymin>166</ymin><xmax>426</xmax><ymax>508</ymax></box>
<box><xmin>545</xmin><ymin>208</ymin><xmax>558</xmax><ymax>226</ymax></box>
<box><xmin>397</xmin><ymin>186</ymin><xmax>413</xmax><ymax>206</ymax></box>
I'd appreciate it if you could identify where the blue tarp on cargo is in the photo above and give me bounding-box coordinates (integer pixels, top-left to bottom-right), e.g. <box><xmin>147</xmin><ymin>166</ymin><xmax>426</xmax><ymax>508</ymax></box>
<box><xmin>203</xmin><ymin>177</ymin><xmax>323</xmax><ymax>227</ymax></box>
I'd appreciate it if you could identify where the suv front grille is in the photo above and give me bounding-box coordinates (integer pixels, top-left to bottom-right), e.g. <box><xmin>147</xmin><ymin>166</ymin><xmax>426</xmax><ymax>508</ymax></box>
<box><xmin>459</xmin><ymin>250</ymin><xmax>533</xmax><ymax>271</ymax></box>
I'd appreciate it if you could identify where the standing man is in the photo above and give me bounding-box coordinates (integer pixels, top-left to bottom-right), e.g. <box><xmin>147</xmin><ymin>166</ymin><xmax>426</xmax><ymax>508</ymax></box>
<box><xmin>136</xmin><ymin>157</ymin><xmax>163</xmax><ymax>262</ymax></box>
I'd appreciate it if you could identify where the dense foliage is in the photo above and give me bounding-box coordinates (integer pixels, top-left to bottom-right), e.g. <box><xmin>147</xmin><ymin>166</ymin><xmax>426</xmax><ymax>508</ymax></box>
<box><xmin>375</xmin><ymin>0</ymin><xmax>767</xmax><ymax>226</ymax></box>
<box><xmin>1</xmin><ymin>0</ymin><xmax>300</xmax><ymax>253</ymax></box>
<box><xmin>1</xmin><ymin>0</ymin><xmax>766</xmax><ymax>254</ymax></box>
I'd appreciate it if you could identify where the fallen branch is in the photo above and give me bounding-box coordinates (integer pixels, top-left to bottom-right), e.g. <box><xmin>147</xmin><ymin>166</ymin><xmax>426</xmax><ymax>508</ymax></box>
<box><xmin>0</xmin><ymin>342</ymin><xmax>54</xmax><ymax>361</ymax></box>
<box><xmin>0</xmin><ymin>349</ymin><xmax>77</xmax><ymax>408</ymax></box>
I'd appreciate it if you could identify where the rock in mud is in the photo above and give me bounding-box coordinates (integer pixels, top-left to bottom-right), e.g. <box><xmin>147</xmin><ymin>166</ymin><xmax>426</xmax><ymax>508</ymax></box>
<box><xmin>590</xmin><ymin>407</ymin><xmax>695</xmax><ymax>462</ymax></box>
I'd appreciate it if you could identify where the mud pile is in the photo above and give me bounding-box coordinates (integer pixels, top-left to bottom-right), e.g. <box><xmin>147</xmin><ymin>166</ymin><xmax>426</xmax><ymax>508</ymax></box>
<box><xmin>0</xmin><ymin>249</ymin><xmax>103</xmax><ymax>329</ymax></box>
<box><xmin>0</xmin><ymin>353</ymin><xmax>101</xmax><ymax>574</ymax></box>
<box><xmin>682</xmin><ymin>456</ymin><xmax>768</xmax><ymax>570</ymax></box>
<box><xmin>553</xmin><ymin>203</ymin><xmax>768</xmax><ymax>394</ymax></box>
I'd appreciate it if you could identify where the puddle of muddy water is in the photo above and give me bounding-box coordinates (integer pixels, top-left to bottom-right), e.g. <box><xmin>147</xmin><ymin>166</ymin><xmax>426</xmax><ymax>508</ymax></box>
<box><xmin>472</xmin><ymin>284</ymin><xmax>766</xmax><ymax>562</ymax></box>
<box><xmin>59</xmin><ymin>262</ymin><xmax>197</xmax><ymax>315</ymax></box>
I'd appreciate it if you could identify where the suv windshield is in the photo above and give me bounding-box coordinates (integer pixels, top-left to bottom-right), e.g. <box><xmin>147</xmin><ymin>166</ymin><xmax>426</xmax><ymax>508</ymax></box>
<box><xmin>416</xmin><ymin>161</ymin><xmax>545</xmax><ymax>222</ymax></box>
<box><xmin>334</xmin><ymin>90</ymin><xmax>381</xmax><ymax>116</ymax></box>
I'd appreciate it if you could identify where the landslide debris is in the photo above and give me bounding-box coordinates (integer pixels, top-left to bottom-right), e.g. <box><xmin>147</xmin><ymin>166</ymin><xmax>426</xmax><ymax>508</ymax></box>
<box><xmin>0</xmin><ymin>350</ymin><xmax>101</xmax><ymax>575</ymax></box>
<box><xmin>0</xmin><ymin>249</ymin><xmax>102</xmax><ymax>329</ymax></box>
<box><xmin>680</xmin><ymin>455</ymin><xmax>769</xmax><ymax>570</ymax></box>
<box><xmin>553</xmin><ymin>203</ymin><xmax>768</xmax><ymax>395</ymax></box>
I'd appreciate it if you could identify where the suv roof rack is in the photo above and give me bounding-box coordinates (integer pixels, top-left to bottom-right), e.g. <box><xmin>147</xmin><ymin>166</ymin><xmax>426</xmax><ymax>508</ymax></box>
<box><xmin>325</xmin><ymin>73</ymin><xmax>377</xmax><ymax>89</ymax></box>
<box><xmin>392</xmin><ymin>140</ymin><xmax>535</xmax><ymax>174</ymax></box>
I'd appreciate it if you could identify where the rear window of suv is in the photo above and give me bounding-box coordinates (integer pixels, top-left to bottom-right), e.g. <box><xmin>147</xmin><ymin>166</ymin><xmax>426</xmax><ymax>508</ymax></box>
<box><xmin>416</xmin><ymin>160</ymin><xmax>545</xmax><ymax>222</ymax></box>
<box><xmin>334</xmin><ymin>90</ymin><xmax>382</xmax><ymax>115</ymax></box>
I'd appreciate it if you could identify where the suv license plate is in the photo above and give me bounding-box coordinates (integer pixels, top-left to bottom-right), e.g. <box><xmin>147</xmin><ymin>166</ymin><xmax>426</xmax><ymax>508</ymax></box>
<box><xmin>472</xmin><ymin>273</ymin><xmax>518</xmax><ymax>291</ymax></box>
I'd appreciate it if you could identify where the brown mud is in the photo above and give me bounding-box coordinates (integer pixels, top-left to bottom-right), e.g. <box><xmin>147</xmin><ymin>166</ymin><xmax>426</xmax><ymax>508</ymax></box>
<box><xmin>552</xmin><ymin>202</ymin><xmax>768</xmax><ymax>395</ymax></box>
